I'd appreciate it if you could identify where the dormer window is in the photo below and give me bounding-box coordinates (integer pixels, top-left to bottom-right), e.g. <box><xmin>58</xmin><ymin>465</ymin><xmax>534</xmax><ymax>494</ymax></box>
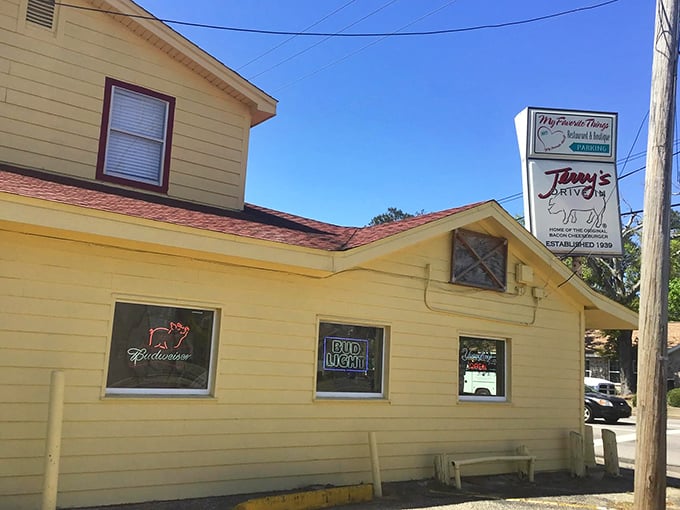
<box><xmin>96</xmin><ymin>78</ymin><xmax>175</xmax><ymax>193</ymax></box>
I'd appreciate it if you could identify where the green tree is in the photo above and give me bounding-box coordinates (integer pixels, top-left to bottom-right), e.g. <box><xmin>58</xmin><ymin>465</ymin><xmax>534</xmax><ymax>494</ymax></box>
<box><xmin>368</xmin><ymin>207</ymin><xmax>424</xmax><ymax>226</ymax></box>
<box><xmin>669</xmin><ymin>278</ymin><xmax>680</xmax><ymax>320</ymax></box>
<box><xmin>668</xmin><ymin>210</ymin><xmax>680</xmax><ymax>319</ymax></box>
<box><xmin>578</xmin><ymin>213</ymin><xmax>642</xmax><ymax>394</ymax></box>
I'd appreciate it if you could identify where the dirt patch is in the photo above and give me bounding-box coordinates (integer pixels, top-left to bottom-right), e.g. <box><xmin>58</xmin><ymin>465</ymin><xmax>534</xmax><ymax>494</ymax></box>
<box><xmin>75</xmin><ymin>468</ymin><xmax>680</xmax><ymax>510</ymax></box>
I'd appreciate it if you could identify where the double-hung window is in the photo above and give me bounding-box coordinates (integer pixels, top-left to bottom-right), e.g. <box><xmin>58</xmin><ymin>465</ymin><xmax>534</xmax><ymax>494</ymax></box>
<box><xmin>96</xmin><ymin>78</ymin><xmax>175</xmax><ymax>192</ymax></box>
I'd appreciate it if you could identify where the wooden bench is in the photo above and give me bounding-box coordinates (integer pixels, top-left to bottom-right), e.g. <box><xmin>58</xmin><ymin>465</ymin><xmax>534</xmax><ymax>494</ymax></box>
<box><xmin>434</xmin><ymin>445</ymin><xmax>536</xmax><ymax>489</ymax></box>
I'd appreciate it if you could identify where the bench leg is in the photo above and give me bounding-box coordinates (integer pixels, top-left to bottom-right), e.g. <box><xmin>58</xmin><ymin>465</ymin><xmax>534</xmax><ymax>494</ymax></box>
<box><xmin>528</xmin><ymin>458</ymin><xmax>535</xmax><ymax>483</ymax></box>
<box><xmin>453</xmin><ymin>464</ymin><xmax>462</xmax><ymax>490</ymax></box>
<box><xmin>434</xmin><ymin>454</ymin><xmax>451</xmax><ymax>485</ymax></box>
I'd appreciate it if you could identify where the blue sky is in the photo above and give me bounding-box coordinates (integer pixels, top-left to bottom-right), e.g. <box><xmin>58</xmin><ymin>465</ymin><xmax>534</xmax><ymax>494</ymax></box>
<box><xmin>134</xmin><ymin>0</ymin><xmax>660</xmax><ymax>227</ymax></box>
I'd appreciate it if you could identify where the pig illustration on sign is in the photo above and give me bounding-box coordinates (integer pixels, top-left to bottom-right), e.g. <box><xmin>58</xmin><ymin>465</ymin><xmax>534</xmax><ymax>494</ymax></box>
<box><xmin>546</xmin><ymin>189</ymin><xmax>606</xmax><ymax>228</ymax></box>
<box><xmin>148</xmin><ymin>322</ymin><xmax>190</xmax><ymax>350</ymax></box>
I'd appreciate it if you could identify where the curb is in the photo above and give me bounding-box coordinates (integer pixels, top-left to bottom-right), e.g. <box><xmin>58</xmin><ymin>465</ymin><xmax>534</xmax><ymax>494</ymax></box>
<box><xmin>233</xmin><ymin>484</ymin><xmax>373</xmax><ymax>510</ymax></box>
<box><xmin>630</xmin><ymin>406</ymin><xmax>680</xmax><ymax>418</ymax></box>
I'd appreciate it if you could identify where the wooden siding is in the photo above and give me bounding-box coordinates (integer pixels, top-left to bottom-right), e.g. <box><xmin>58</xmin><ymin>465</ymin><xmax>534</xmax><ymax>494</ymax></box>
<box><xmin>0</xmin><ymin>0</ymin><xmax>251</xmax><ymax>210</ymax></box>
<box><xmin>0</xmin><ymin>226</ymin><xmax>584</xmax><ymax>509</ymax></box>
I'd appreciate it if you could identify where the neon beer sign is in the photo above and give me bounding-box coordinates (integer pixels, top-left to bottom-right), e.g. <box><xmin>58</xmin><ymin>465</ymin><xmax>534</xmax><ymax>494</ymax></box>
<box><xmin>323</xmin><ymin>337</ymin><xmax>369</xmax><ymax>372</ymax></box>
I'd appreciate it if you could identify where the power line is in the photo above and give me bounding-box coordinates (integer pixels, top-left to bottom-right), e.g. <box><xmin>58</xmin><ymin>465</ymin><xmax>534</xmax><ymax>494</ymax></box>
<box><xmin>617</xmin><ymin>110</ymin><xmax>649</xmax><ymax>177</ymax></box>
<box><xmin>497</xmin><ymin>144</ymin><xmax>680</xmax><ymax>207</ymax></box>
<box><xmin>236</xmin><ymin>0</ymin><xmax>359</xmax><ymax>71</ymax></box>
<box><xmin>248</xmin><ymin>0</ymin><xmax>400</xmax><ymax>80</ymax></box>
<box><xmin>272</xmin><ymin>0</ymin><xmax>459</xmax><ymax>92</ymax></box>
<box><xmin>55</xmin><ymin>0</ymin><xmax>621</xmax><ymax>38</ymax></box>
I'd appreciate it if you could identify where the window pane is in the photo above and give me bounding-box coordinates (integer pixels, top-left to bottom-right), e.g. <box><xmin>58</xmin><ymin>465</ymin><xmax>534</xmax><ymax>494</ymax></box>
<box><xmin>459</xmin><ymin>336</ymin><xmax>506</xmax><ymax>398</ymax></box>
<box><xmin>106</xmin><ymin>302</ymin><xmax>216</xmax><ymax>394</ymax></box>
<box><xmin>316</xmin><ymin>322</ymin><xmax>384</xmax><ymax>397</ymax></box>
<box><xmin>111</xmin><ymin>87</ymin><xmax>167</xmax><ymax>140</ymax></box>
<box><xmin>105</xmin><ymin>130</ymin><xmax>163</xmax><ymax>184</ymax></box>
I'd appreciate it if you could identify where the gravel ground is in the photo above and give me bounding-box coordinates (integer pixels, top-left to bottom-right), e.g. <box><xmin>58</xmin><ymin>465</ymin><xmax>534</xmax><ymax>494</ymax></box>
<box><xmin>75</xmin><ymin>467</ymin><xmax>680</xmax><ymax>510</ymax></box>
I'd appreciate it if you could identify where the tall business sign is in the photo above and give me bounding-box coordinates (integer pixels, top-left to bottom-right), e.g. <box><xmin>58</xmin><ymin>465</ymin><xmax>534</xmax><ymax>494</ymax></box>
<box><xmin>515</xmin><ymin>107</ymin><xmax>623</xmax><ymax>256</ymax></box>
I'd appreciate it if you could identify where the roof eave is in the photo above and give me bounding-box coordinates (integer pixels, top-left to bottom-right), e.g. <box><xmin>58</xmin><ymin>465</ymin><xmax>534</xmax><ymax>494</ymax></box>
<box><xmin>0</xmin><ymin>193</ymin><xmax>335</xmax><ymax>276</ymax></box>
<box><xmin>91</xmin><ymin>0</ymin><xmax>277</xmax><ymax>126</ymax></box>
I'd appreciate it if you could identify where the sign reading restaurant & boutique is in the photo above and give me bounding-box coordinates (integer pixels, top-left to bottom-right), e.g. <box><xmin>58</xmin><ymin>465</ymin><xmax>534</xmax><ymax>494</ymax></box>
<box><xmin>515</xmin><ymin>107</ymin><xmax>623</xmax><ymax>257</ymax></box>
<box><xmin>529</xmin><ymin>110</ymin><xmax>616</xmax><ymax>161</ymax></box>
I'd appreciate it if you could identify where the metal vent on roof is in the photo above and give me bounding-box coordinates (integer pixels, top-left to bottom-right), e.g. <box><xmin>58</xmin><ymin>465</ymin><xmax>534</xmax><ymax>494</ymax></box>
<box><xmin>26</xmin><ymin>0</ymin><xmax>55</xmax><ymax>29</ymax></box>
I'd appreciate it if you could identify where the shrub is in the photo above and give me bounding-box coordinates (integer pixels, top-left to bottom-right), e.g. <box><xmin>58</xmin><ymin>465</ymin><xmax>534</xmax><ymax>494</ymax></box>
<box><xmin>631</xmin><ymin>394</ymin><xmax>636</xmax><ymax>407</ymax></box>
<box><xmin>668</xmin><ymin>388</ymin><xmax>680</xmax><ymax>407</ymax></box>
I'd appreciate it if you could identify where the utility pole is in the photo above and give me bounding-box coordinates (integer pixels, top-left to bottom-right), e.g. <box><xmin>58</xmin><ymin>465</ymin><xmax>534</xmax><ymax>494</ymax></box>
<box><xmin>634</xmin><ymin>0</ymin><xmax>679</xmax><ymax>508</ymax></box>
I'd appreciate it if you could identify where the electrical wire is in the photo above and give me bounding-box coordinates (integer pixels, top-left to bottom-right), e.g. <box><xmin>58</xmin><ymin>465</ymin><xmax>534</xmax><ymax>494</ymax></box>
<box><xmin>272</xmin><ymin>0</ymin><xmax>458</xmax><ymax>92</ymax></box>
<box><xmin>248</xmin><ymin>0</ymin><xmax>400</xmax><ymax>80</ymax></box>
<box><xmin>236</xmin><ymin>0</ymin><xmax>359</xmax><ymax>71</ymax></box>
<box><xmin>617</xmin><ymin>110</ymin><xmax>648</xmax><ymax>177</ymax></box>
<box><xmin>54</xmin><ymin>0</ymin><xmax>621</xmax><ymax>38</ymax></box>
<box><xmin>498</xmin><ymin>146</ymin><xmax>680</xmax><ymax>206</ymax></box>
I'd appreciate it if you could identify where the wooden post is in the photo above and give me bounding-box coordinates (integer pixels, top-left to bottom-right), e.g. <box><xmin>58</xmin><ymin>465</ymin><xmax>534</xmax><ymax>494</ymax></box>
<box><xmin>516</xmin><ymin>445</ymin><xmax>530</xmax><ymax>479</ymax></box>
<box><xmin>42</xmin><ymin>370</ymin><xmax>65</xmax><ymax>510</ymax></box>
<box><xmin>569</xmin><ymin>431</ymin><xmax>585</xmax><ymax>477</ymax></box>
<box><xmin>602</xmin><ymin>429</ymin><xmax>620</xmax><ymax>477</ymax></box>
<box><xmin>634</xmin><ymin>0</ymin><xmax>678</xmax><ymax>508</ymax></box>
<box><xmin>368</xmin><ymin>432</ymin><xmax>382</xmax><ymax>497</ymax></box>
<box><xmin>583</xmin><ymin>425</ymin><xmax>596</xmax><ymax>469</ymax></box>
<box><xmin>433</xmin><ymin>454</ymin><xmax>450</xmax><ymax>485</ymax></box>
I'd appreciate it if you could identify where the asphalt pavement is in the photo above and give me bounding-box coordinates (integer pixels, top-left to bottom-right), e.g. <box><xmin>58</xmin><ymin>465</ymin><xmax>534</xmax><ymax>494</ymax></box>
<box><xmin>77</xmin><ymin>467</ymin><xmax>680</xmax><ymax>510</ymax></box>
<box><xmin>79</xmin><ymin>407</ymin><xmax>680</xmax><ymax>510</ymax></box>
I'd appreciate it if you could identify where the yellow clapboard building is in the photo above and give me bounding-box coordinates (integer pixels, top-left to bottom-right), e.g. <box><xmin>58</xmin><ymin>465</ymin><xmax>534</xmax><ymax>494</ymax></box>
<box><xmin>0</xmin><ymin>1</ymin><xmax>637</xmax><ymax>508</ymax></box>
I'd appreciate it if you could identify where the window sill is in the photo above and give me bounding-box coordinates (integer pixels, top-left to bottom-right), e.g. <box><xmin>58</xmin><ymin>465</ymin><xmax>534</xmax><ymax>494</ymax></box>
<box><xmin>314</xmin><ymin>397</ymin><xmax>391</xmax><ymax>404</ymax></box>
<box><xmin>458</xmin><ymin>396</ymin><xmax>510</xmax><ymax>404</ymax></box>
<box><xmin>102</xmin><ymin>393</ymin><xmax>218</xmax><ymax>401</ymax></box>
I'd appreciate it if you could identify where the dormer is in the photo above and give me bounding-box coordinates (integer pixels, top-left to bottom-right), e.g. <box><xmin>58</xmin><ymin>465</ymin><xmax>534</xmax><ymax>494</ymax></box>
<box><xmin>3</xmin><ymin>0</ymin><xmax>277</xmax><ymax>210</ymax></box>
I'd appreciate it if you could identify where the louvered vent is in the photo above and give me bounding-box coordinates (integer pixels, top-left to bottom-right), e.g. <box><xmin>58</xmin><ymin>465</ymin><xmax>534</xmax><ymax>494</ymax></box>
<box><xmin>26</xmin><ymin>0</ymin><xmax>55</xmax><ymax>29</ymax></box>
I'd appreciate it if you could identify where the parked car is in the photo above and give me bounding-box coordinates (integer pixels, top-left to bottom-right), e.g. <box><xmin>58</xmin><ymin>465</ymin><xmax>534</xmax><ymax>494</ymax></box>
<box><xmin>584</xmin><ymin>384</ymin><xmax>632</xmax><ymax>424</ymax></box>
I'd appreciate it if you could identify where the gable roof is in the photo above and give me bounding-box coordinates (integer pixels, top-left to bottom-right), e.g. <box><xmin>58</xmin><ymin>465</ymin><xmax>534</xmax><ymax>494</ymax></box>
<box><xmin>0</xmin><ymin>165</ymin><xmax>637</xmax><ymax>331</ymax></box>
<box><xmin>86</xmin><ymin>0</ymin><xmax>277</xmax><ymax>125</ymax></box>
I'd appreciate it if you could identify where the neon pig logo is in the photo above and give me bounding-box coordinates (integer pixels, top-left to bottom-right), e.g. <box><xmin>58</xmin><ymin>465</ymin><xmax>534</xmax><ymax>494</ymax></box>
<box><xmin>126</xmin><ymin>321</ymin><xmax>193</xmax><ymax>366</ymax></box>
<box><xmin>537</xmin><ymin>127</ymin><xmax>566</xmax><ymax>152</ymax></box>
<box><xmin>148</xmin><ymin>322</ymin><xmax>190</xmax><ymax>350</ymax></box>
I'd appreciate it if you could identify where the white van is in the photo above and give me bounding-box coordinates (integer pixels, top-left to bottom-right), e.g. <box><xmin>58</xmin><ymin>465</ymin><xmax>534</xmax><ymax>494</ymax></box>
<box><xmin>584</xmin><ymin>376</ymin><xmax>617</xmax><ymax>395</ymax></box>
<box><xmin>464</xmin><ymin>369</ymin><xmax>497</xmax><ymax>396</ymax></box>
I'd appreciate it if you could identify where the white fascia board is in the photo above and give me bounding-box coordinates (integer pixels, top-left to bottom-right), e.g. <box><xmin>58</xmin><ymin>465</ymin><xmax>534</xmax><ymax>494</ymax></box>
<box><xmin>95</xmin><ymin>0</ymin><xmax>277</xmax><ymax>125</ymax></box>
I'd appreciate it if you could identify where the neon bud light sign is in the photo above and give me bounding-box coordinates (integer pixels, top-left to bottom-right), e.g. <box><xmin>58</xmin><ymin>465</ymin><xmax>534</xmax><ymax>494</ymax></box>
<box><xmin>323</xmin><ymin>337</ymin><xmax>368</xmax><ymax>372</ymax></box>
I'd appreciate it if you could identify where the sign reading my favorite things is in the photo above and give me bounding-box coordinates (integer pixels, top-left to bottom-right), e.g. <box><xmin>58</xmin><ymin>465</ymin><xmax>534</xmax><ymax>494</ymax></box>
<box><xmin>528</xmin><ymin>108</ymin><xmax>617</xmax><ymax>162</ymax></box>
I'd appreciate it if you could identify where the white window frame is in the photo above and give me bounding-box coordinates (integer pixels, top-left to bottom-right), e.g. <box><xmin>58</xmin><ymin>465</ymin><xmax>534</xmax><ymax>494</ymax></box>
<box><xmin>105</xmin><ymin>300</ymin><xmax>218</xmax><ymax>397</ymax></box>
<box><xmin>316</xmin><ymin>320</ymin><xmax>387</xmax><ymax>400</ymax></box>
<box><xmin>458</xmin><ymin>335</ymin><xmax>508</xmax><ymax>403</ymax></box>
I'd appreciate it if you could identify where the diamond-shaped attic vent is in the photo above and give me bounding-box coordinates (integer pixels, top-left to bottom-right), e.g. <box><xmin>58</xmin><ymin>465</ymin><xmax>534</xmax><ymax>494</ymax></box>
<box><xmin>26</xmin><ymin>0</ymin><xmax>55</xmax><ymax>28</ymax></box>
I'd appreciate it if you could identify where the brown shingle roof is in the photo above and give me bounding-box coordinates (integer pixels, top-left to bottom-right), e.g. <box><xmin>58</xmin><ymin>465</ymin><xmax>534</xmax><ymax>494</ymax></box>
<box><xmin>0</xmin><ymin>167</ymin><xmax>486</xmax><ymax>251</ymax></box>
<box><xmin>586</xmin><ymin>323</ymin><xmax>680</xmax><ymax>353</ymax></box>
